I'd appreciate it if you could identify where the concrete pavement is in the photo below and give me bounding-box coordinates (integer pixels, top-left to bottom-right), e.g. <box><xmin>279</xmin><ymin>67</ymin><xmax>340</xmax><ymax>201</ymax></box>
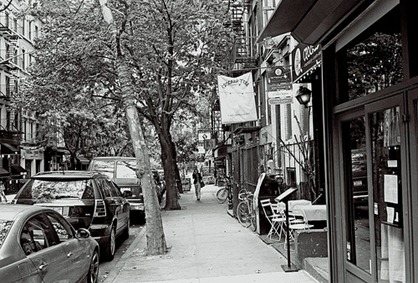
<box><xmin>103</xmin><ymin>184</ymin><xmax>319</xmax><ymax>283</ymax></box>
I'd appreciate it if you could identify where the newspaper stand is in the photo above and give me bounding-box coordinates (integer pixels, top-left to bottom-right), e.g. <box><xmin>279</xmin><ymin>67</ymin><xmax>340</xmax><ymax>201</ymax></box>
<box><xmin>277</xmin><ymin>187</ymin><xmax>298</xmax><ymax>272</ymax></box>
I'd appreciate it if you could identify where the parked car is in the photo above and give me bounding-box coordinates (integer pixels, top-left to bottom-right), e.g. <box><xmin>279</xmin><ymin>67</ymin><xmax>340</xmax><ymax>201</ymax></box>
<box><xmin>12</xmin><ymin>170</ymin><xmax>130</xmax><ymax>261</ymax></box>
<box><xmin>88</xmin><ymin>157</ymin><xmax>145</xmax><ymax>220</ymax></box>
<box><xmin>0</xmin><ymin>204</ymin><xmax>100</xmax><ymax>283</ymax></box>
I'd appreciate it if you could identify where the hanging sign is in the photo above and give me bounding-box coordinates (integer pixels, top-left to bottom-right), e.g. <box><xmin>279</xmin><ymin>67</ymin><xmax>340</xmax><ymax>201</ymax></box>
<box><xmin>292</xmin><ymin>43</ymin><xmax>321</xmax><ymax>83</ymax></box>
<box><xmin>217</xmin><ymin>72</ymin><xmax>258</xmax><ymax>124</ymax></box>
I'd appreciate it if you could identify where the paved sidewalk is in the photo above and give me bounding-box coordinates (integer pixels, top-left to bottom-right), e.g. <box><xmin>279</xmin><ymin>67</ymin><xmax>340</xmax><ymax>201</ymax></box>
<box><xmin>104</xmin><ymin>184</ymin><xmax>319</xmax><ymax>283</ymax></box>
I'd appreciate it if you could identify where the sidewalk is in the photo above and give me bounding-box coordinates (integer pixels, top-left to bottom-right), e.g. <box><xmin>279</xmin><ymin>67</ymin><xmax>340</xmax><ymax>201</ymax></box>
<box><xmin>104</xmin><ymin>184</ymin><xmax>319</xmax><ymax>283</ymax></box>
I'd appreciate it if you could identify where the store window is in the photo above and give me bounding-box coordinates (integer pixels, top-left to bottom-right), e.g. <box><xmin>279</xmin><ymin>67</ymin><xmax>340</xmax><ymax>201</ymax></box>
<box><xmin>370</xmin><ymin>106</ymin><xmax>404</xmax><ymax>282</ymax></box>
<box><xmin>342</xmin><ymin>116</ymin><xmax>370</xmax><ymax>273</ymax></box>
<box><xmin>340</xmin><ymin>6</ymin><xmax>402</xmax><ymax>102</ymax></box>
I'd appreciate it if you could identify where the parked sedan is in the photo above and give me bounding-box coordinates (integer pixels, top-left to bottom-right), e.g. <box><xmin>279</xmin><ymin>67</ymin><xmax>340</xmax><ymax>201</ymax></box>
<box><xmin>12</xmin><ymin>170</ymin><xmax>130</xmax><ymax>261</ymax></box>
<box><xmin>0</xmin><ymin>204</ymin><xmax>99</xmax><ymax>283</ymax></box>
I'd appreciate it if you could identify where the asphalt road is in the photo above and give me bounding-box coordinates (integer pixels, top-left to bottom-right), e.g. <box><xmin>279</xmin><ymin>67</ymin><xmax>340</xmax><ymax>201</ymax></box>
<box><xmin>99</xmin><ymin>222</ymin><xmax>143</xmax><ymax>283</ymax></box>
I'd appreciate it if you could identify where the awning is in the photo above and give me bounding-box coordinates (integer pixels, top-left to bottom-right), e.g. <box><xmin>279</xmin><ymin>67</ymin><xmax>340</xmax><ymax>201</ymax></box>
<box><xmin>1</xmin><ymin>143</ymin><xmax>19</xmax><ymax>155</ymax></box>
<box><xmin>77</xmin><ymin>155</ymin><xmax>90</xmax><ymax>165</ymax></box>
<box><xmin>257</xmin><ymin>0</ymin><xmax>366</xmax><ymax>45</ymax></box>
<box><xmin>214</xmin><ymin>145</ymin><xmax>229</xmax><ymax>158</ymax></box>
<box><xmin>0</xmin><ymin>167</ymin><xmax>10</xmax><ymax>177</ymax></box>
<box><xmin>11</xmin><ymin>164</ymin><xmax>27</xmax><ymax>176</ymax></box>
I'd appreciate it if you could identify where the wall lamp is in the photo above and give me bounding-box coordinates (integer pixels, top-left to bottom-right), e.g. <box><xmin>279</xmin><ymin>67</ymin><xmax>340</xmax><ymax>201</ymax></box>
<box><xmin>295</xmin><ymin>86</ymin><xmax>312</xmax><ymax>108</ymax></box>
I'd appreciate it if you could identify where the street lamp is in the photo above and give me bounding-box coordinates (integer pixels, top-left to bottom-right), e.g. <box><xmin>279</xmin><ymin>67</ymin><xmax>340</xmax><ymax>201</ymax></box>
<box><xmin>295</xmin><ymin>86</ymin><xmax>312</xmax><ymax>108</ymax></box>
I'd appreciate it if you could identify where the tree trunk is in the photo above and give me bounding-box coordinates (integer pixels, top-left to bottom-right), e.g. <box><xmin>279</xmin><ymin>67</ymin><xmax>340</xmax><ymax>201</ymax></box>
<box><xmin>169</xmin><ymin>139</ymin><xmax>183</xmax><ymax>194</ymax></box>
<box><xmin>118</xmin><ymin>61</ymin><xmax>167</xmax><ymax>255</ymax></box>
<box><xmin>159</xmin><ymin>130</ymin><xmax>182</xmax><ymax>210</ymax></box>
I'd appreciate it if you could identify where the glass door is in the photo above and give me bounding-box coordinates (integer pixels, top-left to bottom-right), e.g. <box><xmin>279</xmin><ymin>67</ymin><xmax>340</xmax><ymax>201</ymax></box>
<box><xmin>407</xmin><ymin>88</ymin><xmax>418</xmax><ymax>283</ymax></box>
<box><xmin>341</xmin><ymin>94</ymin><xmax>407</xmax><ymax>282</ymax></box>
<box><xmin>365</xmin><ymin>96</ymin><xmax>405</xmax><ymax>283</ymax></box>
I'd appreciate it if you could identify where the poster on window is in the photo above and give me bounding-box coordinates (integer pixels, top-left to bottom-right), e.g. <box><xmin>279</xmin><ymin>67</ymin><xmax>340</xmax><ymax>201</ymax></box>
<box><xmin>217</xmin><ymin>72</ymin><xmax>258</xmax><ymax>124</ymax></box>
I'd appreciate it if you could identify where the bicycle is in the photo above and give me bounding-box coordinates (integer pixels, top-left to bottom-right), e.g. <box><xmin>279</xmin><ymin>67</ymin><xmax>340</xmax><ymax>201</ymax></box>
<box><xmin>236</xmin><ymin>189</ymin><xmax>256</xmax><ymax>231</ymax></box>
<box><xmin>215</xmin><ymin>176</ymin><xmax>232</xmax><ymax>204</ymax></box>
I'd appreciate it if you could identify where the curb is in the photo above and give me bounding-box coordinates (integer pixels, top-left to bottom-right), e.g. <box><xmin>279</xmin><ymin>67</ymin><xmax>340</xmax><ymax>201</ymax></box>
<box><xmin>102</xmin><ymin>226</ymin><xmax>147</xmax><ymax>283</ymax></box>
<box><xmin>303</xmin><ymin>258</ymin><xmax>329</xmax><ymax>283</ymax></box>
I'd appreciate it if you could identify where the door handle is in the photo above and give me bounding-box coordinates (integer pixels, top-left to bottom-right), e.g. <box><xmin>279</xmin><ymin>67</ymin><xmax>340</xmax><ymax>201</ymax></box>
<box><xmin>38</xmin><ymin>262</ymin><xmax>48</xmax><ymax>271</ymax></box>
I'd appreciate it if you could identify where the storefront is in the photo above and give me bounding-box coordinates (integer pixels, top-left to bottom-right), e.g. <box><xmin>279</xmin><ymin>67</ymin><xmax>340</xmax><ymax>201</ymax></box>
<box><xmin>259</xmin><ymin>0</ymin><xmax>418</xmax><ymax>282</ymax></box>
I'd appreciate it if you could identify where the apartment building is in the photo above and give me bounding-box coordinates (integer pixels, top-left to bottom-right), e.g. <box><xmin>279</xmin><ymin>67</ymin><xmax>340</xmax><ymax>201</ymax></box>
<box><xmin>212</xmin><ymin>0</ymin><xmax>324</xmax><ymax>216</ymax></box>
<box><xmin>0</xmin><ymin>0</ymin><xmax>43</xmax><ymax>193</ymax></box>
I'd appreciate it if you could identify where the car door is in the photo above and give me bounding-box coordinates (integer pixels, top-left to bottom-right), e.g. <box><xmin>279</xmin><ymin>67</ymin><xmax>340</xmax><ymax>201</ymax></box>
<box><xmin>45</xmin><ymin>211</ymin><xmax>91</xmax><ymax>282</ymax></box>
<box><xmin>21</xmin><ymin>214</ymin><xmax>70</xmax><ymax>282</ymax></box>
<box><xmin>108</xmin><ymin>180</ymin><xmax>130</xmax><ymax>234</ymax></box>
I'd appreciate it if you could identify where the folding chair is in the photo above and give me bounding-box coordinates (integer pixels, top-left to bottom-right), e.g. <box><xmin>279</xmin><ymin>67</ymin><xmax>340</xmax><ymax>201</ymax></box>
<box><xmin>260</xmin><ymin>199</ymin><xmax>286</xmax><ymax>241</ymax></box>
<box><xmin>284</xmin><ymin>209</ymin><xmax>314</xmax><ymax>249</ymax></box>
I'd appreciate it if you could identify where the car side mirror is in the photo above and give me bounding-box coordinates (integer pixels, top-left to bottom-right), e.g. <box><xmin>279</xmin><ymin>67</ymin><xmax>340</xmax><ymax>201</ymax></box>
<box><xmin>123</xmin><ymin>191</ymin><xmax>132</xmax><ymax>197</ymax></box>
<box><xmin>77</xmin><ymin>228</ymin><xmax>91</xmax><ymax>239</ymax></box>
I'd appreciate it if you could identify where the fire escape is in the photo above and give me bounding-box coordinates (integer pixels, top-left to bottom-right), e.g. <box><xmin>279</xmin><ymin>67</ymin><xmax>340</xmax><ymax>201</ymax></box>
<box><xmin>0</xmin><ymin>23</ymin><xmax>20</xmax><ymax>101</ymax></box>
<box><xmin>229</xmin><ymin>0</ymin><xmax>257</xmax><ymax>74</ymax></box>
<box><xmin>0</xmin><ymin>22</ymin><xmax>22</xmax><ymax>143</ymax></box>
<box><xmin>212</xmin><ymin>0</ymin><xmax>260</xmax><ymax>142</ymax></box>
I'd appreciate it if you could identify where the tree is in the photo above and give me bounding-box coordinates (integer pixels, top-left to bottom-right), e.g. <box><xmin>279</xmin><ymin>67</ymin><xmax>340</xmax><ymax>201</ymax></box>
<box><xmin>16</xmin><ymin>0</ymin><xmax>235</xmax><ymax>254</ymax></box>
<box><xmin>108</xmin><ymin>0</ymin><xmax>234</xmax><ymax>209</ymax></box>
<box><xmin>20</xmin><ymin>0</ymin><xmax>234</xmax><ymax>210</ymax></box>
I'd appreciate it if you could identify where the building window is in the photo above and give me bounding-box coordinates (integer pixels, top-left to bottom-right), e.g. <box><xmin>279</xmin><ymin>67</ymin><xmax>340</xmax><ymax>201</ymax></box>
<box><xmin>6</xmin><ymin>111</ymin><xmax>10</xmax><ymax>131</ymax></box>
<box><xmin>285</xmin><ymin>104</ymin><xmax>292</xmax><ymax>140</ymax></box>
<box><xmin>28</xmin><ymin>21</ymin><xmax>32</xmax><ymax>40</ymax></box>
<box><xmin>21</xmin><ymin>18</ymin><xmax>25</xmax><ymax>37</ymax></box>
<box><xmin>13</xmin><ymin>18</ymin><xmax>17</xmax><ymax>32</ymax></box>
<box><xmin>22</xmin><ymin>49</ymin><xmax>26</xmax><ymax>70</ymax></box>
<box><xmin>339</xmin><ymin>6</ymin><xmax>402</xmax><ymax>102</ymax></box>
<box><xmin>5</xmin><ymin>76</ymin><xmax>10</xmax><ymax>97</ymax></box>
<box><xmin>5</xmin><ymin>13</ymin><xmax>9</xmax><ymax>27</ymax></box>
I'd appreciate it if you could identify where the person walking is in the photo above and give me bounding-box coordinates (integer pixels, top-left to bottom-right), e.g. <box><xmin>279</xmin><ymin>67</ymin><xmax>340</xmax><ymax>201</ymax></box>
<box><xmin>192</xmin><ymin>168</ymin><xmax>202</xmax><ymax>201</ymax></box>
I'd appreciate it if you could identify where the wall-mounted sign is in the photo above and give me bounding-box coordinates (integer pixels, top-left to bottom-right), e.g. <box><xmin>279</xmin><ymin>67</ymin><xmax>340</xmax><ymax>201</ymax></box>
<box><xmin>21</xmin><ymin>147</ymin><xmax>44</xmax><ymax>160</ymax></box>
<box><xmin>268</xmin><ymin>96</ymin><xmax>293</xmax><ymax>105</ymax></box>
<box><xmin>292</xmin><ymin>43</ymin><xmax>321</xmax><ymax>83</ymax></box>
<box><xmin>266</xmin><ymin>66</ymin><xmax>292</xmax><ymax>93</ymax></box>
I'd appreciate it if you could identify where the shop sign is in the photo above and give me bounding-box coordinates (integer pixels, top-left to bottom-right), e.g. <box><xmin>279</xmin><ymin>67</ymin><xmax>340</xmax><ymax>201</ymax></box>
<box><xmin>204</xmin><ymin>139</ymin><xmax>216</xmax><ymax>150</ymax></box>
<box><xmin>291</xmin><ymin>43</ymin><xmax>321</xmax><ymax>82</ymax></box>
<box><xmin>268</xmin><ymin>83</ymin><xmax>308</xmax><ymax>105</ymax></box>
<box><xmin>266</xmin><ymin>66</ymin><xmax>292</xmax><ymax>93</ymax></box>
<box><xmin>268</xmin><ymin>96</ymin><xmax>293</xmax><ymax>105</ymax></box>
<box><xmin>21</xmin><ymin>147</ymin><xmax>43</xmax><ymax>160</ymax></box>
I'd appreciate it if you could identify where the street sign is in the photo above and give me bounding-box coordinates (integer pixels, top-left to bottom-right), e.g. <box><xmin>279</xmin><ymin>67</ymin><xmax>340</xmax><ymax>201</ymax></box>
<box><xmin>268</xmin><ymin>96</ymin><xmax>293</xmax><ymax>105</ymax></box>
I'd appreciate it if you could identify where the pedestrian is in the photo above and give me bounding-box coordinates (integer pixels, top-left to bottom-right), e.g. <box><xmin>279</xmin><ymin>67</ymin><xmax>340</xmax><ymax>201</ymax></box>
<box><xmin>192</xmin><ymin>168</ymin><xmax>203</xmax><ymax>201</ymax></box>
<box><xmin>0</xmin><ymin>180</ymin><xmax>7</xmax><ymax>203</ymax></box>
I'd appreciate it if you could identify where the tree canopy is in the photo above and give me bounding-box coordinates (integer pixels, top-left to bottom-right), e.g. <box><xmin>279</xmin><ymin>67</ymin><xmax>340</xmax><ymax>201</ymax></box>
<box><xmin>15</xmin><ymin>0</ymin><xmax>235</xmax><ymax>209</ymax></box>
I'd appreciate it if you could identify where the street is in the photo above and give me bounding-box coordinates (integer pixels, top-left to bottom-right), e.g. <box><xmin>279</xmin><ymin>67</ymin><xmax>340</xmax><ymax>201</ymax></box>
<box><xmin>99</xmin><ymin>223</ymin><xmax>143</xmax><ymax>283</ymax></box>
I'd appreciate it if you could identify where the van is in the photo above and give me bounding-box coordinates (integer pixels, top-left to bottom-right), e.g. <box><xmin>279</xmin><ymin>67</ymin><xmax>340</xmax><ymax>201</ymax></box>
<box><xmin>88</xmin><ymin>157</ymin><xmax>144</xmax><ymax>220</ymax></box>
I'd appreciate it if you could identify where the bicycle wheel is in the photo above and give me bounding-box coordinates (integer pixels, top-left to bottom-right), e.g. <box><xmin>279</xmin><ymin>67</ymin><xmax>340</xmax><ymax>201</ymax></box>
<box><xmin>249</xmin><ymin>209</ymin><xmax>257</xmax><ymax>232</ymax></box>
<box><xmin>237</xmin><ymin>201</ymin><xmax>251</xmax><ymax>228</ymax></box>
<box><xmin>216</xmin><ymin>187</ymin><xmax>228</xmax><ymax>204</ymax></box>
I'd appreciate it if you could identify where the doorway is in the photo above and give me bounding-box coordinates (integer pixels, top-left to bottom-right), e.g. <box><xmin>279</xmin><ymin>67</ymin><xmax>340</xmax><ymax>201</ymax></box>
<box><xmin>338</xmin><ymin>93</ymin><xmax>412</xmax><ymax>282</ymax></box>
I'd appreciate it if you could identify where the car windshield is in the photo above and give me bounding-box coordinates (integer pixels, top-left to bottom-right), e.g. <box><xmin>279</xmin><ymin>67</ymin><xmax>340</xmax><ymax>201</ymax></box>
<box><xmin>0</xmin><ymin>220</ymin><xmax>14</xmax><ymax>249</ymax></box>
<box><xmin>116</xmin><ymin>160</ymin><xmax>137</xmax><ymax>178</ymax></box>
<box><xmin>20</xmin><ymin>179</ymin><xmax>93</xmax><ymax>203</ymax></box>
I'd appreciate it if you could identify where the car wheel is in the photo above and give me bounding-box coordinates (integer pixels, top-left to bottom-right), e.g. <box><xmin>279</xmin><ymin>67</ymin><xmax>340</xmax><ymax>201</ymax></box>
<box><xmin>103</xmin><ymin>225</ymin><xmax>116</xmax><ymax>261</ymax></box>
<box><xmin>87</xmin><ymin>249</ymin><xmax>100</xmax><ymax>283</ymax></box>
